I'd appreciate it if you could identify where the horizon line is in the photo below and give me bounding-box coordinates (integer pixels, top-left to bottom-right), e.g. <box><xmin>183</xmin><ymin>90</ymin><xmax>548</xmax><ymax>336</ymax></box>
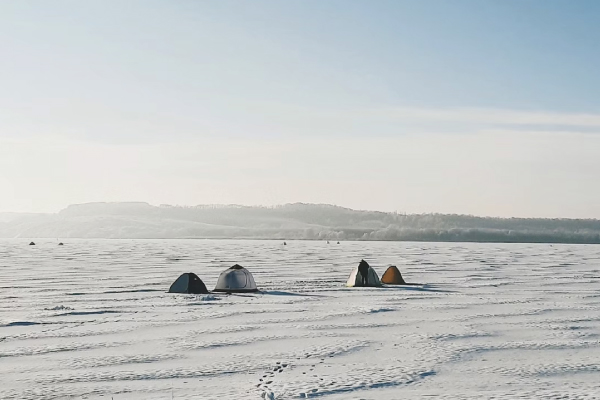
<box><xmin>2</xmin><ymin>201</ymin><xmax>600</xmax><ymax>222</ymax></box>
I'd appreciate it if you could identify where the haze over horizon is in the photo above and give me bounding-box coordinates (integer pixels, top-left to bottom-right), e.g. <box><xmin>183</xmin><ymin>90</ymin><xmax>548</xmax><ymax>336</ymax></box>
<box><xmin>5</xmin><ymin>200</ymin><xmax>600</xmax><ymax>222</ymax></box>
<box><xmin>2</xmin><ymin>1</ymin><xmax>600</xmax><ymax>218</ymax></box>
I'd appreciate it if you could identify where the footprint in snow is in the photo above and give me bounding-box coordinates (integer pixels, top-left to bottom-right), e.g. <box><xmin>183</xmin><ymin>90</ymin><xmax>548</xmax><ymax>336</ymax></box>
<box><xmin>257</xmin><ymin>361</ymin><xmax>291</xmax><ymax>396</ymax></box>
<box><xmin>261</xmin><ymin>391</ymin><xmax>275</xmax><ymax>400</ymax></box>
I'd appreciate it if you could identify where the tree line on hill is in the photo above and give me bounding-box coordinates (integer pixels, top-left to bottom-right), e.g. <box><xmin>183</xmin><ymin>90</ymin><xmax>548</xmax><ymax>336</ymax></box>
<box><xmin>1</xmin><ymin>202</ymin><xmax>600</xmax><ymax>244</ymax></box>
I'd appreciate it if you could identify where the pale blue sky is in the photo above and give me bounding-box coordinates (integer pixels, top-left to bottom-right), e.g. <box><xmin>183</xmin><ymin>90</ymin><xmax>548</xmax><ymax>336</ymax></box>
<box><xmin>2</xmin><ymin>1</ymin><xmax>600</xmax><ymax>217</ymax></box>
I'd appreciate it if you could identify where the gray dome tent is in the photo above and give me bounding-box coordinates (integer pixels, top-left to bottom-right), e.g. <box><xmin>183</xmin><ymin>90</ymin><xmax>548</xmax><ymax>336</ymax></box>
<box><xmin>213</xmin><ymin>264</ymin><xmax>258</xmax><ymax>293</ymax></box>
<box><xmin>346</xmin><ymin>260</ymin><xmax>381</xmax><ymax>287</ymax></box>
<box><xmin>169</xmin><ymin>273</ymin><xmax>209</xmax><ymax>294</ymax></box>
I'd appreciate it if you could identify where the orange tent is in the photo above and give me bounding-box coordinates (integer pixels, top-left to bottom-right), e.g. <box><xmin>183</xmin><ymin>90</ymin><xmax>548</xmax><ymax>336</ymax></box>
<box><xmin>381</xmin><ymin>266</ymin><xmax>406</xmax><ymax>285</ymax></box>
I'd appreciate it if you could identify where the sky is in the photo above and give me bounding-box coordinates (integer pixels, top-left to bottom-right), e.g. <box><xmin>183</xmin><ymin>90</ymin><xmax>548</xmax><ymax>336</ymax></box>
<box><xmin>2</xmin><ymin>0</ymin><xmax>600</xmax><ymax>218</ymax></box>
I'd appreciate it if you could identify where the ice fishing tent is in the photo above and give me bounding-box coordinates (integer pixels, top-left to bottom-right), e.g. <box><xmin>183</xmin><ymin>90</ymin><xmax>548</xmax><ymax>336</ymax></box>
<box><xmin>381</xmin><ymin>266</ymin><xmax>407</xmax><ymax>285</ymax></box>
<box><xmin>213</xmin><ymin>264</ymin><xmax>258</xmax><ymax>293</ymax></box>
<box><xmin>168</xmin><ymin>273</ymin><xmax>209</xmax><ymax>294</ymax></box>
<box><xmin>346</xmin><ymin>260</ymin><xmax>381</xmax><ymax>287</ymax></box>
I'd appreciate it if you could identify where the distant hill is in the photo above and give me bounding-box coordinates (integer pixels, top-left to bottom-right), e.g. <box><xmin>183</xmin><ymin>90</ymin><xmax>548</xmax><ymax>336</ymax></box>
<box><xmin>1</xmin><ymin>202</ymin><xmax>600</xmax><ymax>244</ymax></box>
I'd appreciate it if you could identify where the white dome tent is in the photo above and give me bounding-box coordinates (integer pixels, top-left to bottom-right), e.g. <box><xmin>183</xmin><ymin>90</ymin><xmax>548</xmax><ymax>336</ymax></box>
<box><xmin>213</xmin><ymin>264</ymin><xmax>259</xmax><ymax>293</ymax></box>
<box><xmin>346</xmin><ymin>260</ymin><xmax>381</xmax><ymax>287</ymax></box>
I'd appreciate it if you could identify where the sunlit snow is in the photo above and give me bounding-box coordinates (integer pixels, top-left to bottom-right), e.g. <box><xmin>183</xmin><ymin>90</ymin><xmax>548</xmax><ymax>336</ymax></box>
<box><xmin>1</xmin><ymin>239</ymin><xmax>599</xmax><ymax>399</ymax></box>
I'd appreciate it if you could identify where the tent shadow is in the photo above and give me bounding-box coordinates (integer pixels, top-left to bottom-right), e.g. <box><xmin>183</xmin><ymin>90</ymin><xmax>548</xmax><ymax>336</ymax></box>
<box><xmin>206</xmin><ymin>290</ymin><xmax>327</xmax><ymax>298</ymax></box>
<box><xmin>380</xmin><ymin>284</ymin><xmax>457</xmax><ymax>293</ymax></box>
<box><xmin>213</xmin><ymin>292</ymin><xmax>259</xmax><ymax>297</ymax></box>
<box><xmin>260</xmin><ymin>290</ymin><xmax>329</xmax><ymax>298</ymax></box>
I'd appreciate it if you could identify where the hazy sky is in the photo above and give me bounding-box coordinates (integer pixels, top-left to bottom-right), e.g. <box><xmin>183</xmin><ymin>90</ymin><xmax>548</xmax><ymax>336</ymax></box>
<box><xmin>2</xmin><ymin>1</ymin><xmax>600</xmax><ymax>217</ymax></box>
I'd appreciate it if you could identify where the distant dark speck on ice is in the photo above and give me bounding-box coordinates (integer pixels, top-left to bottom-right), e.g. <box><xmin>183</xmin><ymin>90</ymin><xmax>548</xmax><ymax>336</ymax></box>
<box><xmin>29</xmin><ymin>242</ymin><xmax>35</xmax><ymax>246</ymax></box>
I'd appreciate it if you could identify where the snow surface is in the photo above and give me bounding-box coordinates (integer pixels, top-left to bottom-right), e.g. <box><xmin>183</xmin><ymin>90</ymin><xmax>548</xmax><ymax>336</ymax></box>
<box><xmin>1</xmin><ymin>239</ymin><xmax>600</xmax><ymax>399</ymax></box>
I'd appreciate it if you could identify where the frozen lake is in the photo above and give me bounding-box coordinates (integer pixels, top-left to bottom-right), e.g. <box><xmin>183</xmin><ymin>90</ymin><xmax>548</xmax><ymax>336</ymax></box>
<box><xmin>1</xmin><ymin>239</ymin><xmax>600</xmax><ymax>399</ymax></box>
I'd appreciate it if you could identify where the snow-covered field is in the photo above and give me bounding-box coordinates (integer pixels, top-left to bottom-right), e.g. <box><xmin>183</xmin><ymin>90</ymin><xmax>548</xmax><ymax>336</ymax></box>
<box><xmin>1</xmin><ymin>239</ymin><xmax>600</xmax><ymax>400</ymax></box>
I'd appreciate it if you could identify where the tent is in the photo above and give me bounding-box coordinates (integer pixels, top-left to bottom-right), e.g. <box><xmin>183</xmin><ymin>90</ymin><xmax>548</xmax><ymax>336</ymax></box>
<box><xmin>213</xmin><ymin>264</ymin><xmax>258</xmax><ymax>293</ymax></box>
<box><xmin>381</xmin><ymin>266</ymin><xmax>407</xmax><ymax>285</ymax></box>
<box><xmin>168</xmin><ymin>272</ymin><xmax>209</xmax><ymax>294</ymax></box>
<box><xmin>346</xmin><ymin>260</ymin><xmax>381</xmax><ymax>287</ymax></box>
